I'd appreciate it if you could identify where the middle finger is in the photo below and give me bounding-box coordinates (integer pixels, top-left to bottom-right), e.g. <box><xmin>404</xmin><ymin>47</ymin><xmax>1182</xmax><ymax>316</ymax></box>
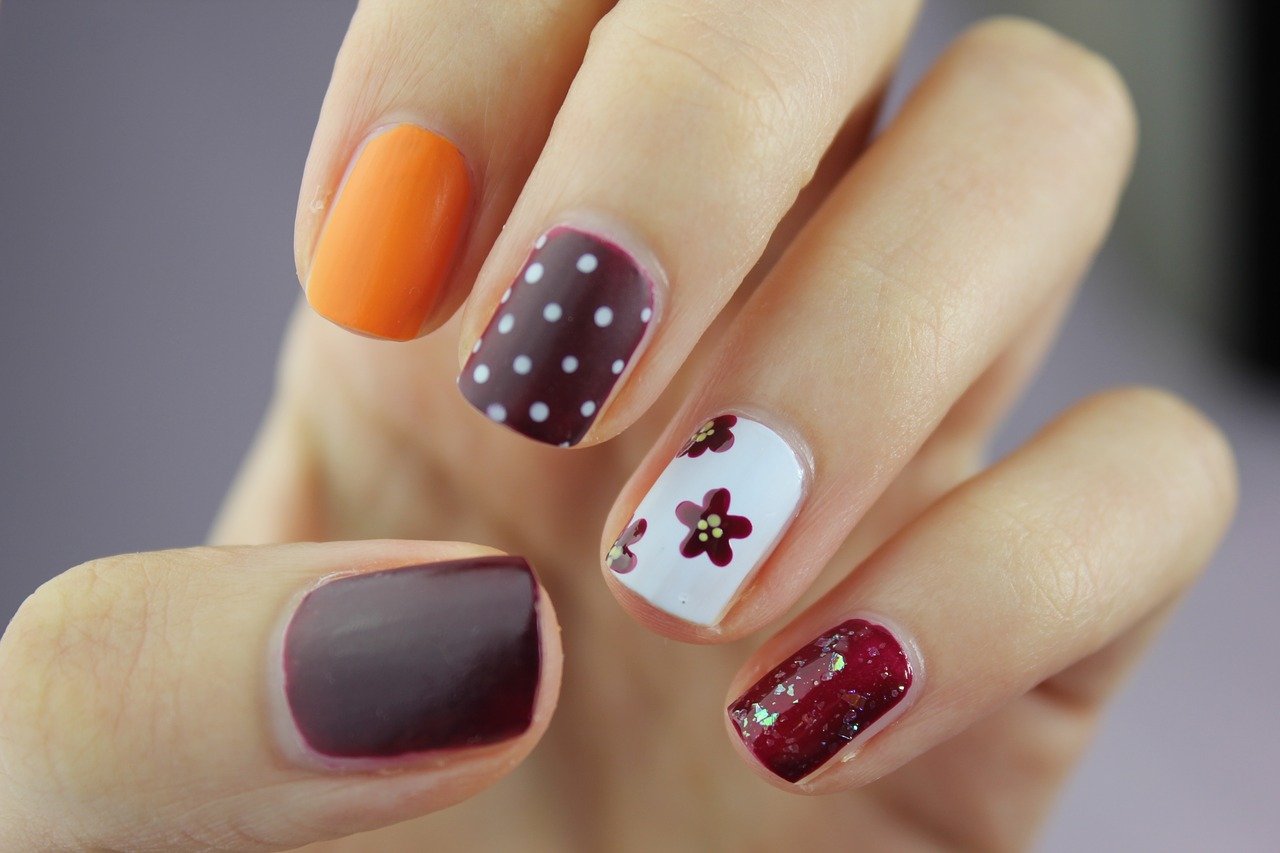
<box><xmin>456</xmin><ymin>0</ymin><xmax>920</xmax><ymax>446</ymax></box>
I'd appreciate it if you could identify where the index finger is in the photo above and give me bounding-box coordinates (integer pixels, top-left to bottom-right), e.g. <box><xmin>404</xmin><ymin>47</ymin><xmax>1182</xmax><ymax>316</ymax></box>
<box><xmin>297</xmin><ymin>0</ymin><xmax>606</xmax><ymax>340</ymax></box>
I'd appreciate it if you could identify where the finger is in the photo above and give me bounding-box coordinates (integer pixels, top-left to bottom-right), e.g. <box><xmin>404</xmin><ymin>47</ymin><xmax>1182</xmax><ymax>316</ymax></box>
<box><xmin>864</xmin><ymin>599</ymin><xmax>1180</xmax><ymax>851</ymax></box>
<box><xmin>0</xmin><ymin>542</ymin><xmax>562</xmax><ymax>850</ymax></box>
<box><xmin>722</xmin><ymin>387</ymin><xmax>1236</xmax><ymax>791</ymax></box>
<box><xmin>601</xmin><ymin>18</ymin><xmax>1138</xmax><ymax>637</ymax></box>
<box><xmin>297</xmin><ymin>0</ymin><xmax>606</xmax><ymax>340</ymax></box>
<box><xmin>456</xmin><ymin>0</ymin><xmax>921</xmax><ymax>446</ymax></box>
<box><xmin>832</xmin><ymin>278</ymin><xmax>1082</xmax><ymax>572</ymax></box>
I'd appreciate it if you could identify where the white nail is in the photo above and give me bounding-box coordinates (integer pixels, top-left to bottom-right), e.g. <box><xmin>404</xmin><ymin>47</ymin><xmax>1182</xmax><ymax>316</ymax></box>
<box><xmin>608</xmin><ymin>415</ymin><xmax>805</xmax><ymax>626</ymax></box>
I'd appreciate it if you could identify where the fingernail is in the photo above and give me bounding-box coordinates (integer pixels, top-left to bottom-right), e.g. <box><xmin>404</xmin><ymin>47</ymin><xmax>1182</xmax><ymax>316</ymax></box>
<box><xmin>728</xmin><ymin>619</ymin><xmax>913</xmax><ymax>783</ymax></box>
<box><xmin>607</xmin><ymin>414</ymin><xmax>805</xmax><ymax>625</ymax></box>
<box><xmin>306</xmin><ymin>124</ymin><xmax>471</xmax><ymax>341</ymax></box>
<box><xmin>282</xmin><ymin>556</ymin><xmax>540</xmax><ymax>760</ymax></box>
<box><xmin>459</xmin><ymin>226</ymin><xmax>656</xmax><ymax>446</ymax></box>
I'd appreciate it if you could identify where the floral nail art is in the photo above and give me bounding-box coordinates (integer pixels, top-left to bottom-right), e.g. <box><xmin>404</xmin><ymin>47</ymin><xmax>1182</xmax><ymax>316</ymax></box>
<box><xmin>606</xmin><ymin>518</ymin><xmax>647</xmax><ymax>574</ymax></box>
<box><xmin>679</xmin><ymin>415</ymin><xmax>737</xmax><ymax>458</ymax></box>
<box><xmin>676</xmin><ymin>488</ymin><xmax>752</xmax><ymax>567</ymax></box>
<box><xmin>607</xmin><ymin>414</ymin><xmax>805</xmax><ymax>626</ymax></box>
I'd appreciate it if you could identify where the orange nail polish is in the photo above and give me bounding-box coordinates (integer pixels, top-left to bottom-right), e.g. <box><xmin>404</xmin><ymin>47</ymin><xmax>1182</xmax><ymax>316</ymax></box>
<box><xmin>306</xmin><ymin>125</ymin><xmax>471</xmax><ymax>340</ymax></box>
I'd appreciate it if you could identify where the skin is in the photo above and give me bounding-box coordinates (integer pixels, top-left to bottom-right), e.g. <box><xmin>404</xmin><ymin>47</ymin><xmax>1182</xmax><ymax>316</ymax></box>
<box><xmin>0</xmin><ymin>4</ymin><xmax>1238</xmax><ymax>852</ymax></box>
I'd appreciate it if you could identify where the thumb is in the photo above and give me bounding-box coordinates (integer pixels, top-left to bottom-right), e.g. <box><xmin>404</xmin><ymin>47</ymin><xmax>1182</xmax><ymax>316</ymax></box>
<box><xmin>0</xmin><ymin>541</ymin><xmax>560</xmax><ymax>851</ymax></box>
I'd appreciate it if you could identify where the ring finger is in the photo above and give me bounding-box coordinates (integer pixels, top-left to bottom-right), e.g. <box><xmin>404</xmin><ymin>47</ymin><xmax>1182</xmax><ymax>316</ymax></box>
<box><xmin>725</xmin><ymin>387</ymin><xmax>1235</xmax><ymax>793</ymax></box>
<box><xmin>601</xmin><ymin>19</ymin><xmax>1138</xmax><ymax>638</ymax></box>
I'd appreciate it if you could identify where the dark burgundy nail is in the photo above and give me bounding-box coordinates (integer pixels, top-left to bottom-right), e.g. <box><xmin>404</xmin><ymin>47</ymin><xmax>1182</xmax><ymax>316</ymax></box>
<box><xmin>727</xmin><ymin>619</ymin><xmax>912</xmax><ymax>783</ymax></box>
<box><xmin>283</xmin><ymin>557</ymin><xmax>541</xmax><ymax>759</ymax></box>
<box><xmin>459</xmin><ymin>226</ymin><xmax>655</xmax><ymax>446</ymax></box>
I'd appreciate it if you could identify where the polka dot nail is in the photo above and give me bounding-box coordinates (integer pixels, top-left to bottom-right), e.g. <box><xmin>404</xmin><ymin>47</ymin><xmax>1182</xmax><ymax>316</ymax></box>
<box><xmin>460</xmin><ymin>226</ymin><xmax>656</xmax><ymax>446</ymax></box>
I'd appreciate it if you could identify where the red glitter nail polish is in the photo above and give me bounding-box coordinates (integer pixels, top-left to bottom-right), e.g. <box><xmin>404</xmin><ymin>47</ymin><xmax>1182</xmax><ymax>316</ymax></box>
<box><xmin>728</xmin><ymin>619</ymin><xmax>913</xmax><ymax>783</ymax></box>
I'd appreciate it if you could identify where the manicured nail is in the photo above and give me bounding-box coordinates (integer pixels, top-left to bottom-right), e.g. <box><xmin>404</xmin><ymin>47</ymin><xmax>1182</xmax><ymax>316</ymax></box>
<box><xmin>306</xmin><ymin>124</ymin><xmax>471</xmax><ymax>341</ymax></box>
<box><xmin>282</xmin><ymin>556</ymin><xmax>540</xmax><ymax>760</ymax></box>
<box><xmin>459</xmin><ymin>226</ymin><xmax>655</xmax><ymax>446</ymax></box>
<box><xmin>607</xmin><ymin>414</ymin><xmax>805</xmax><ymax>625</ymax></box>
<box><xmin>728</xmin><ymin>619</ymin><xmax>913</xmax><ymax>783</ymax></box>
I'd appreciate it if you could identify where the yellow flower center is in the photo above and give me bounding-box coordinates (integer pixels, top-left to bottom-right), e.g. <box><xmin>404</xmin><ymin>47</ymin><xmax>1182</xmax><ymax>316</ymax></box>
<box><xmin>694</xmin><ymin>421</ymin><xmax>715</xmax><ymax>442</ymax></box>
<box><xmin>608</xmin><ymin>544</ymin><xmax>623</xmax><ymax>561</ymax></box>
<box><xmin>695</xmin><ymin>514</ymin><xmax>724</xmax><ymax>542</ymax></box>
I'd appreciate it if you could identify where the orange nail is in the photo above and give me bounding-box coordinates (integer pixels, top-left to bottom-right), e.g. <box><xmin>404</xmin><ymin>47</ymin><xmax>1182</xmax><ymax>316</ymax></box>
<box><xmin>306</xmin><ymin>125</ymin><xmax>471</xmax><ymax>340</ymax></box>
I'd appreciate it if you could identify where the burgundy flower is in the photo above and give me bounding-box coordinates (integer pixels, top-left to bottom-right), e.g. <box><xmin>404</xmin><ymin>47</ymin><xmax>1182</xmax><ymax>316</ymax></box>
<box><xmin>676</xmin><ymin>488</ymin><xmax>752</xmax><ymax>567</ymax></box>
<box><xmin>606</xmin><ymin>518</ymin><xmax>647</xmax><ymax>574</ymax></box>
<box><xmin>679</xmin><ymin>415</ymin><xmax>737</xmax><ymax>458</ymax></box>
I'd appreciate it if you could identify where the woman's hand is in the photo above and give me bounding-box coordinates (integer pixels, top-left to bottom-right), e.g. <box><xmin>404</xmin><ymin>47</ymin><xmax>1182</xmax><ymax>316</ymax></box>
<box><xmin>0</xmin><ymin>4</ymin><xmax>1237</xmax><ymax>851</ymax></box>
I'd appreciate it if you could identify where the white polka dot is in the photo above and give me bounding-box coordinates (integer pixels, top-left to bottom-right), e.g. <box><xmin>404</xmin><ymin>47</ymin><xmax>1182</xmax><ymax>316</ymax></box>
<box><xmin>529</xmin><ymin>402</ymin><xmax>549</xmax><ymax>422</ymax></box>
<box><xmin>513</xmin><ymin>355</ymin><xmax>532</xmax><ymax>375</ymax></box>
<box><xmin>594</xmin><ymin>306</ymin><xmax>613</xmax><ymax>327</ymax></box>
<box><xmin>611</xmin><ymin>359</ymin><xmax>625</xmax><ymax>375</ymax></box>
<box><xmin>577</xmin><ymin>253</ymin><xmax>598</xmax><ymax>273</ymax></box>
<box><xmin>534</xmin><ymin>234</ymin><xmax>547</xmax><ymax>249</ymax></box>
<box><xmin>472</xmin><ymin>364</ymin><xmax>490</xmax><ymax>384</ymax></box>
<box><xmin>472</xmin><ymin>339</ymin><xmax>482</xmax><ymax>353</ymax></box>
<box><xmin>500</xmin><ymin>287</ymin><xmax>512</xmax><ymax>304</ymax></box>
<box><xmin>580</xmin><ymin>400</ymin><xmax>597</xmax><ymax>417</ymax></box>
<box><xmin>524</xmin><ymin>262</ymin><xmax>544</xmax><ymax>284</ymax></box>
<box><xmin>561</xmin><ymin>355</ymin><xmax>579</xmax><ymax>373</ymax></box>
<box><xmin>498</xmin><ymin>314</ymin><xmax>515</xmax><ymax>334</ymax></box>
<box><xmin>486</xmin><ymin>403</ymin><xmax>506</xmax><ymax>423</ymax></box>
<box><xmin>543</xmin><ymin>302</ymin><xmax>562</xmax><ymax>322</ymax></box>
<box><xmin>640</xmin><ymin>306</ymin><xmax>652</xmax><ymax>323</ymax></box>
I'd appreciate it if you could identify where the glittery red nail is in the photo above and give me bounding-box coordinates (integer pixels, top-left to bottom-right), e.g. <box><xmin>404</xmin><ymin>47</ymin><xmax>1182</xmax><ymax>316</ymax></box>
<box><xmin>728</xmin><ymin>619</ymin><xmax>912</xmax><ymax>783</ymax></box>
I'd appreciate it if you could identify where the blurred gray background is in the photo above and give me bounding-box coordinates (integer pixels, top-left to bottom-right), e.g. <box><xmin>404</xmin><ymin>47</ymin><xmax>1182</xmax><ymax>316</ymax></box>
<box><xmin>1</xmin><ymin>1</ymin><xmax>1276</xmax><ymax>850</ymax></box>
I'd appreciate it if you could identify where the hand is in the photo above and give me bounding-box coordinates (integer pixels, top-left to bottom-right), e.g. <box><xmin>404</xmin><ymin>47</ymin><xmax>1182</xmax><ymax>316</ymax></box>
<box><xmin>0</xmin><ymin>4</ymin><xmax>1236</xmax><ymax>851</ymax></box>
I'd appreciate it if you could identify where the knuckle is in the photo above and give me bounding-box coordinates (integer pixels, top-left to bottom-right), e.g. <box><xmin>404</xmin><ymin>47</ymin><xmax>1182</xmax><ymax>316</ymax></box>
<box><xmin>968</xmin><ymin>495</ymin><xmax>1109</xmax><ymax>631</ymax></box>
<box><xmin>593</xmin><ymin>5</ymin><xmax>802</xmax><ymax>141</ymax></box>
<box><xmin>956</xmin><ymin>16</ymin><xmax>1138</xmax><ymax>154</ymax></box>
<box><xmin>0</xmin><ymin>553</ymin><xmax>193</xmax><ymax>797</ymax></box>
<box><xmin>958</xmin><ymin>387</ymin><xmax>1239</xmax><ymax>631</ymax></box>
<box><xmin>857</xmin><ymin>250</ymin><xmax>969</xmax><ymax>405</ymax></box>
<box><xmin>1023</xmin><ymin>511</ymin><xmax>1109</xmax><ymax>629</ymax></box>
<box><xmin>0</xmin><ymin>565</ymin><xmax>94</xmax><ymax>719</ymax></box>
<box><xmin>1092</xmin><ymin>386</ymin><xmax>1240</xmax><ymax>515</ymax></box>
<box><xmin>0</xmin><ymin>567</ymin><xmax>95</xmax><ymax>799</ymax></box>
